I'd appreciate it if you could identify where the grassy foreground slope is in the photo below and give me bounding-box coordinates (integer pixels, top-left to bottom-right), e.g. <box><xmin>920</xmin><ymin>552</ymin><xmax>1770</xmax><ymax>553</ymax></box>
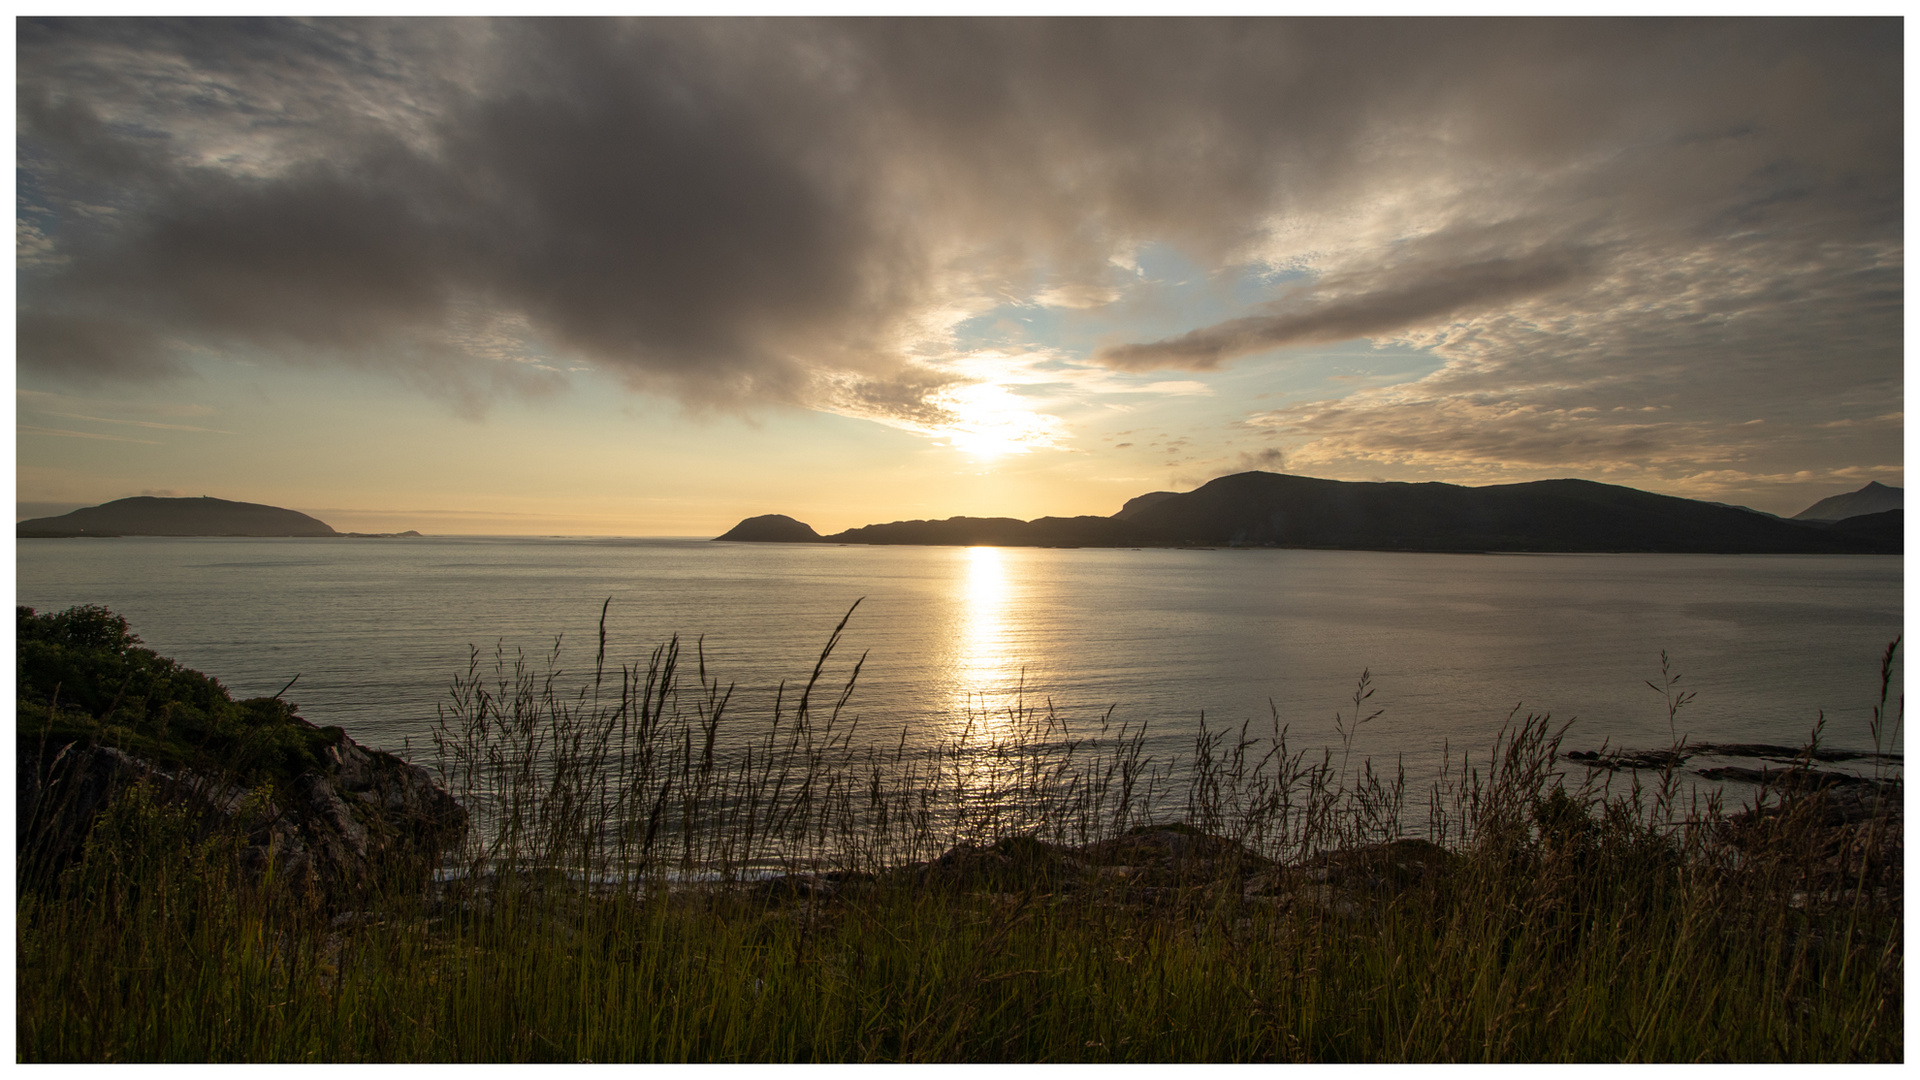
<box><xmin>15</xmin><ymin>607</ymin><xmax>1903</xmax><ymax>1062</ymax></box>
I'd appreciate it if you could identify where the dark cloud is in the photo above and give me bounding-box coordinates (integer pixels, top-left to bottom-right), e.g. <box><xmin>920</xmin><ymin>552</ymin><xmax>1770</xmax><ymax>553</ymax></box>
<box><xmin>1228</xmin><ymin>447</ymin><xmax>1287</xmax><ymax>475</ymax></box>
<box><xmin>1096</xmin><ymin>248</ymin><xmax>1594</xmax><ymax>371</ymax></box>
<box><xmin>16</xmin><ymin>312</ymin><xmax>178</xmax><ymax>382</ymax></box>
<box><xmin>14</xmin><ymin>16</ymin><xmax>1901</xmax><ymax>466</ymax></box>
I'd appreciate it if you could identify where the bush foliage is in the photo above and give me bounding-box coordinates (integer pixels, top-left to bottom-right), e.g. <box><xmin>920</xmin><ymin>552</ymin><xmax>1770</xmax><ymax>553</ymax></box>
<box><xmin>17</xmin><ymin>605</ymin><xmax>342</xmax><ymax>787</ymax></box>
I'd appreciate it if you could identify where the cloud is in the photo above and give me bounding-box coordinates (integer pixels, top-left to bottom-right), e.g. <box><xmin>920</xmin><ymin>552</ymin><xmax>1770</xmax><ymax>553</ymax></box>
<box><xmin>18</xmin><ymin>19</ymin><xmax>911</xmax><ymax>415</ymax></box>
<box><xmin>1226</xmin><ymin>446</ymin><xmax>1287</xmax><ymax>475</ymax></box>
<box><xmin>1096</xmin><ymin>248</ymin><xmax>1594</xmax><ymax>371</ymax></box>
<box><xmin>17</xmin><ymin>312</ymin><xmax>179</xmax><ymax>383</ymax></box>
<box><xmin>814</xmin><ymin>367</ymin><xmax>970</xmax><ymax>433</ymax></box>
<box><xmin>1033</xmin><ymin>282</ymin><xmax>1120</xmax><ymax>309</ymax></box>
<box><xmin>19</xmin><ymin>425</ymin><xmax>162</xmax><ymax>445</ymax></box>
<box><xmin>14</xmin><ymin>16</ymin><xmax>1900</xmax><ymax>473</ymax></box>
<box><xmin>1259</xmin><ymin>394</ymin><xmax>1709</xmax><ymax>473</ymax></box>
<box><xmin>1247</xmin><ymin>220</ymin><xmax>1903</xmax><ymax>491</ymax></box>
<box><xmin>1129</xmin><ymin>381</ymin><xmax>1214</xmax><ymax>396</ymax></box>
<box><xmin>43</xmin><ymin>412</ymin><xmax>233</xmax><ymax>434</ymax></box>
<box><xmin>17</xmin><ymin>220</ymin><xmax>64</xmax><ymax>268</ymax></box>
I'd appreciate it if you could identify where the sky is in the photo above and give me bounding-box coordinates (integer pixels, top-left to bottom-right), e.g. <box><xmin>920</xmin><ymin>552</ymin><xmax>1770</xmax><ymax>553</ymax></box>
<box><xmin>14</xmin><ymin>17</ymin><xmax>1905</xmax><ymax>535</ymax></box>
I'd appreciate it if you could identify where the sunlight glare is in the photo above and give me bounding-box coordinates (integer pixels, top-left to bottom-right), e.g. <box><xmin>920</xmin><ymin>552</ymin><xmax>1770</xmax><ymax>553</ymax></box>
<box><xmin>930</xmin><ymin>382</ymin><xmax>1065</xmax><ymax>461</ymax></box>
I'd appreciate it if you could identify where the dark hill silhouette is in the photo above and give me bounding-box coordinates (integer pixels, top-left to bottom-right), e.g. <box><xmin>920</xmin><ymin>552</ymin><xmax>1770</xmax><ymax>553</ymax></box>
<box><xmin>1120</xmin><ymin>473</ymin><xmax>1889</xmax><ymax>553</ymax></box>
<box><xmin>714</xmin><ymin>472</ymin><xmax>1899</xmax><ymax>554</ymax></box>
<box><xmin>1113</xmin><ymin>491</ymin><xmax>1180</xmax><ymax>520</ymax></box>
<box><xmin>714</xmin><ymin>514</ymin><xmax>822</xmax><ymax>542</ymax></box>
<box><xmin>1792</xmin><ymin>481</ymin><xmax>1904</xmax><ymax>521</ymax></box>
<box><xmin>17</xmin><ymin>496</ymin><xmax>339</xmax><ymax>538</ymax></box>
<box><xmin>1818</xmin><ymin>508</ymin><xmax>1902</xmax><ymax>545</ymax></box>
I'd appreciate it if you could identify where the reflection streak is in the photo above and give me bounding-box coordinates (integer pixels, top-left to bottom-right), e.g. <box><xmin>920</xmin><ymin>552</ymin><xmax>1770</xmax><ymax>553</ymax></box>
<box><xmin>948</xmin><ymin>545</ymin><xmax>1019</xmax><ymax>717</ymax></box>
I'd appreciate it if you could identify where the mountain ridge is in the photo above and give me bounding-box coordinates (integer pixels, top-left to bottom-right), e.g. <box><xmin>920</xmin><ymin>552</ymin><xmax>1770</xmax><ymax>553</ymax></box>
<box><xmin>714</xmin><ymin>472</ymin><xmax>1900</xmax><ymax>554</ymax></box>
<box><xmin>1792</xmin><ymin>481</ymin><xmax>1903</xmax><ymax>521</ymax></box>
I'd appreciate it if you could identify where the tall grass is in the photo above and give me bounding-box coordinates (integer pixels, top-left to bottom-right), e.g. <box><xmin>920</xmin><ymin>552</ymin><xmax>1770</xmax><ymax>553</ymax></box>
<box><xmin>16</xmin><ymin>606</ymin><xmax>1902</xmax><ymax>1061</ymax></box>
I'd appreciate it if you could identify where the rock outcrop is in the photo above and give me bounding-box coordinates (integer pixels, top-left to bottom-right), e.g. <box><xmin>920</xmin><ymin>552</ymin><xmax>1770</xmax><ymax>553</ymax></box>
<box><xmin>16</xmin><ymin>603</ymin><xmax>465</xmax><ymax>906</ymax></box>
<box><xmin>19</xmin><ymin>725</ymin><xmax>465</xmax><ymax>905</ymax></box>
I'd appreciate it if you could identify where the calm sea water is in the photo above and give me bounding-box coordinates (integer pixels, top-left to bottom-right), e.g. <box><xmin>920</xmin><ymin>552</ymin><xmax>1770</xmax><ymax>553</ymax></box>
<box><xmin>15</xmin><ymin>538</ymin><xmax>1904</xmax><ymax>792</ymax></box>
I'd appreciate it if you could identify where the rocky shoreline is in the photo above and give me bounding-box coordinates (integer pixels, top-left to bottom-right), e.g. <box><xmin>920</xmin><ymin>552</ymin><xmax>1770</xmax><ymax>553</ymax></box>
<box><xmin>19</xmin><ymin>723</ymin><xmax>466</xmax><ymax>904</ymax></box>
<box><xmin>1562</xmin><ymin>742</ymin><xmax>1902</xmax><ymax>810</ymax></box>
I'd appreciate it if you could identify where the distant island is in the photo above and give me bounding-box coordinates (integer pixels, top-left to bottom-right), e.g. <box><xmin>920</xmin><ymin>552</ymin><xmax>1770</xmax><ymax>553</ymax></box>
<box><xmin>16</xmin><ymin>496</ymin><xmax>420</xmax><ymax>539</ymax></box>
<box><xmin>715</xmin><ymin>473</ymin><xmax>1903</xmax><ymax>554</ymax></box>
<box><xmin>715</xmin><ymin>514</ymin><xmax>824</xmax><ymax>542</ymax></box>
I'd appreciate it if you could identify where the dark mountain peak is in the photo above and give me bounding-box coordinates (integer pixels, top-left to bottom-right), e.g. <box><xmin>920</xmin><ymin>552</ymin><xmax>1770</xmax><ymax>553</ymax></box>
<box><xmin>714</xmin><ymin>514</ymin><xmax>822</xmax><ymax>542</ymax></box>
<box><xmin>17</xmin><ymin>496</ymin><xmax>338</xmax><ymax>538</ymax></box>
<box><xmin>1792</xmin><ymin>481</ymin><xmax>1904</xmax><ymax>522</ymax></box>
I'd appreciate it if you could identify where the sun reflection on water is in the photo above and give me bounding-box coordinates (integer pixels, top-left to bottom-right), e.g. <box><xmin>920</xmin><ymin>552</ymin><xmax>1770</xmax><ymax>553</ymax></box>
<box><xmin>947</xmin><ymin>545</ymin><xmax>1022</xmax><ymax>719</ymax></box>
<box><xmin>941</xmin><ymin>545</ymin><xmax>1069</xmax><ymax>831</ymax></box>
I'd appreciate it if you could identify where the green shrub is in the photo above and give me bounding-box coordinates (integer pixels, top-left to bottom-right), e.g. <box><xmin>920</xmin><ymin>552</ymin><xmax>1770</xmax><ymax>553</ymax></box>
<box><xmin>16</xmin><ymin>605</ymin><xmax>337</xmax><ymax>790</ymax></box>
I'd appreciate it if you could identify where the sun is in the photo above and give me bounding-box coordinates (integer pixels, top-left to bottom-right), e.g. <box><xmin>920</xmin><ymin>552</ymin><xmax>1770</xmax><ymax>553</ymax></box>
<box><xmin>930</xmin><ymin>382</ymin><xmax>1066</xmax><ymax>461</ymax></box>
<box><xmin>946</xmin><ymin>427</ymin><xmax>1022</xmax><ymax>461</ymax></box>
